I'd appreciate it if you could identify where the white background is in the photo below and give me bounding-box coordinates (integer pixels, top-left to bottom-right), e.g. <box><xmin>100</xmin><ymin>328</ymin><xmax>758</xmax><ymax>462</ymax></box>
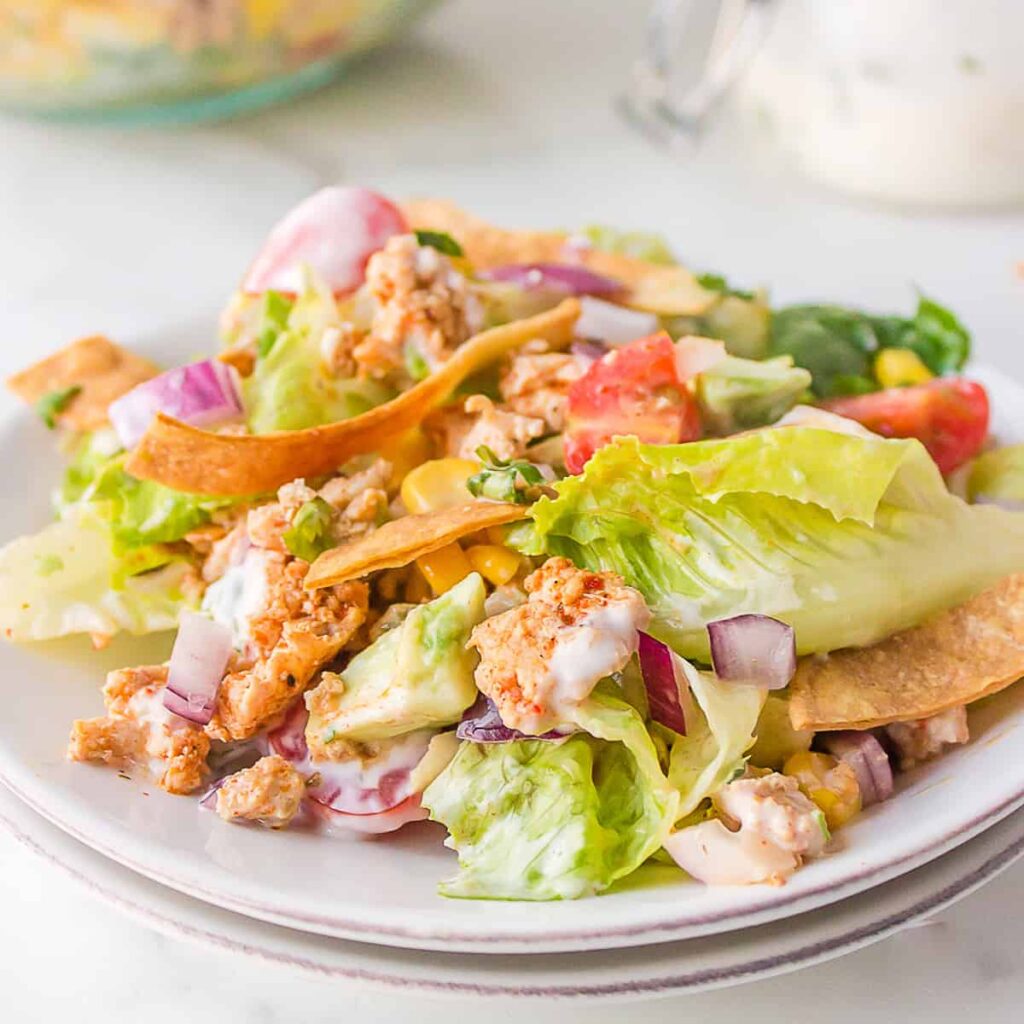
<box><xmin>1</xmin><ymin>1</ymin><xmax>1023</xmax><ymax>1020</ymax></box>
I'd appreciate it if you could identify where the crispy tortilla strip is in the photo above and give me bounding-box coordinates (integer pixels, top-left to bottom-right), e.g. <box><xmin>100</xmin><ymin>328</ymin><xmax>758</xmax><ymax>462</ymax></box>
<box><xmin>789</xmin><ymin>574</ymin><xmax>1024</xmax><ymax>731</ymax></box>
<box><xmin>125</xmin><ymin>300</ymin><xmax>580</xmax><ymax>496</ymax></box>
<box><xmin>305</xmin><ymin>501</ymin><xmax>528</xmax><ymax>589</ymax></box>
<box><xmin>7</xmin><ymin>335</ymin><xmax>158</xmax><ymax>431</ymax></box>
<box><xmin>402</xmin><ymin>198</ymin><xmax>717</xmax><ymax>317</ymax></box>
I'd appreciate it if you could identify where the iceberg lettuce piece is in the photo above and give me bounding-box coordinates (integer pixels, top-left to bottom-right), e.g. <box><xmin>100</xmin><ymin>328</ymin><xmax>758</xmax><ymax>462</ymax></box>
<box><xmin>967</xmin><ymin>444</ymin><xmax>1024</xmax><ymax>508</ymax></box>
<box><xmin>424</xmin><ymin>696</ymin><xmax>677</xmax><ymax>900</ymax></box>
<box><xmin>516</xmin><ymin>429</ymin><xmax>1024</xmax><ymax>660</ymax></box>
<box><xmin>55</xmin><ymin>428</ymin><xmax>123</xmax><ymax>515</ymax></box>
<box><xmin>244</xmin><ymin>271</ymin><xmax>391</xmax><ymax>433</ymax></box>
<box><xmin>579</xmin><ymin>224</ymin><xmax>677</xmax><ymax>265</ymax></box>
<box><xmin>696</xmin><ymin>355</ymin><xmax>811</xmax><ymax>434</ymax></box>
<box><xmin>665</xmin><ymin>661</ymin><xmax>764</xmax><ymax>821</ymax></box>
<box><xmin>0</xmin><ymin>506</ymin><xmax>193</xmax><ymax>642</ymax></box>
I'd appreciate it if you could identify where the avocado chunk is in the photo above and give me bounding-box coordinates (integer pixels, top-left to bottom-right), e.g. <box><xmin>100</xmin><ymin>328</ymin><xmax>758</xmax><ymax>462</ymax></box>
<box><xmin>306</xmin><ymin>572</ymin><xmax>487</xmax><ymax>747</ymax></box>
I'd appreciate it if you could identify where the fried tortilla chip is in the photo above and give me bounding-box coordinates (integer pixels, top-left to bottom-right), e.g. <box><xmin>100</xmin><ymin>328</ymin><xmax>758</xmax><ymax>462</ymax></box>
<box><xmin>125</xmin><ymin>299</ymin><xmax>580</xmax><ymax>496</ymax></box>
<box><xmin>402</xmin><ymin>198</ymin><xmax>717</xmax><ymax>317</ymax></box>
<box><xmin>305</xmin><ymin>501</ymin><xmax>528</xmax><ymax>589</ymax></box>
<box><xmin>789</xmin><ymin>574</ymin><xmax>1024</xmax><ymax>731</ymax></box>
<box><xmin>7</xmin><ymin>335</ymin><xmax>158</xmax><ymax>431</ymax></box>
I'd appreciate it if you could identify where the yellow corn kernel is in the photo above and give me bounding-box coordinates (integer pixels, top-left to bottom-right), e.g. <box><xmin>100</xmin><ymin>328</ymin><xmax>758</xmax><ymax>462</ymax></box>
<box><xmin>401</xmin><ymin>458</ymin><xmax>480</xmax><ymax>514</ymax></box>
<box><xmin>378</xmin><ymin>429</ymin><xmax>434</xmax><ymax>493</ymax></box>
<box><xmin>486</xmin><ymin>525</ymin><xmax>512</xmax><ymax>546</ymax></box>
<box><xmin>465</xmin><ymin>545</ymin><xmax>521</xmax><ymax>586</ymax></box>
<box><xmin>874</xmin><ymin>348</ymin><xmax>933</xmax><ymax>389</ymax></box>
<box><xmin>245</xmin><ymin>0</ymin><xmax>288</xmax><ymax>40</ymax></box>
<box><xmin>416</xmin><ymin>543</ymin><xmax>473</xmax><ymax>595</ymax></box>
<box><xmin>784</xmin><ymin>750</ymin><xmax>862</xmax><ymax>830</ymax></box>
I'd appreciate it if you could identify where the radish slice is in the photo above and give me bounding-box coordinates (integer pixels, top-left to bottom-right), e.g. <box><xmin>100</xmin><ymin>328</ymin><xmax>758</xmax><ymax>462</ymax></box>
<box><xmin>819</xmin><ymin>731</ymin><xmax>894</xmax><ymax>806</ymax></box>
<box><xmin>108</xmin><ymin>359</ymin><xmax>243</xmax><ymax>450</ymax></box>
<box><xmin>242</xmin><ymin>186</ymin><xmax>407</xmax><ymax>296</ymax></box>
<box><xmin>316</xmin><ymin>795</ymin><xmax>429</xmax><ymax>835</ymax></box>
<box><xmin>481</xmin><ymin>263</ymin><xmax>624</xmax><ymax>298</ymax></box>
<box><xmin>637</xmin><ymin>633</ymin><xmax>689</xmax><ymax>734</ymax></box>
<box><xmin>163</xmin><ymin>612</ymin><xmax>233</xmax><ymax>725</ymax></box>
<box><xmin>707</xmin><ymin>614</ymin><xmax>796</xmax><ymax>691</ymax></box>
<box><xmin>574</xmin><ymin>296</ymin><xmax>659</xmax><ymax>345</ymax></box>
<box><xmin>270</xmin><ymin>700</ymin><xmax>433</xmax><ymax>815</ymax></box>
<box><xmin>674</xmin><ymin>335</ymin><xmax>727</xmax><ymax>380</ymax></box>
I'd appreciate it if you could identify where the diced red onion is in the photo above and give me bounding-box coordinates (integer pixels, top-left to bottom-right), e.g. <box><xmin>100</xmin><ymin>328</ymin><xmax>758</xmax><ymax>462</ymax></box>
<box><xmin>637</xmin><ymin>632</ymin><xmax>689</xmax><ymax>734</ymax></box>
<box><xmin>242</xmin><ymin>186</ymin><xmax>407</xmax><ymax>296</ymax></box>
<box><xmin>266</xmin><ymin>697</ymin><xmax>309</xmax><ymax>762</ymax></box>
<box><xmin>570</xmin><ymin>339</ymin><xmax>610</xmax><ymax>362</ymax></box>
<box><xmin>315</xmin><ymin>795</ymin><xmax>429</xmax><ymax>835</ymax></box>
<box><xmin>819</xmin><ymin>731</ymin><xmax>894</xmax><ymax>807</ymax></box>
<box><xmin>456</xmin><ymin>694</ymin><xmax>564</xmax><ymax>743</ymax></box>
<box><xmin>674</xmin><ymin>335</ymin><xmax>728</xmax><ymax>380</ymax></box>
<box><xmin>481</xmin><ymin>263</ymin><xmax>625</xmax><ymax>298</ymax></box>
<box><xmin>707</xmin><ymin>615</ymin><xmax>796</xmax><ymax>691</ymax></box>
<box><xmin>574</xmin><ymin>296</ymin><xmax>659</xmax><ymax>345</ymax></box>
<box><xmin>162</xmin><ymin>612</ymin><xmax>233</xmax><ymax>725</ymax></box>
<box><xmin>108</xmin><ymin>359</ymin><xmax>243</xmax><ymax>449</ymax></box>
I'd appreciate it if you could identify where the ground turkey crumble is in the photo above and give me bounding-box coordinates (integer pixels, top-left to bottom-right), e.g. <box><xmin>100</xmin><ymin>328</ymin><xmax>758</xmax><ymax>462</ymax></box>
<box><xmin>352</xmin><ymin>234</ymin><xmax>481</xmax><ymax>383</ymax></box>
<box><xmin>884</xmin><ymin>706</ymin><xmax>969</xmax><ymax>770</ymax></box>
<box><xmin>429</xmin><ymin>394</ymin><xmax>546</xmax><ymax>462</ymax></box>
<box><xmin>216</xmin><ymin>754</ymin><xmax>306</xmax><ymax>828</ymax></box>
<box><xmin>469</xmin><ymin>557</ymin><xmax>649</xmax><ymax>735</ymax></box>
<box><xmin>67</xmin><ymin>665</ymin><xmax>211</xmax><ymax>795</ymax></box>
<box><xmin>498</xmin><ymin>350</ymin><xmax>587</xmax><ymax>433</ymax></box>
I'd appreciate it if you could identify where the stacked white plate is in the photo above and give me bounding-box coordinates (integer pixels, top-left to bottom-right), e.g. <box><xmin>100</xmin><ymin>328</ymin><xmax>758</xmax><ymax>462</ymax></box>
<box><xmin>2</xmin><ymin>365</ymin><xmax>1023</xmax><ymax>1000</ymax></box>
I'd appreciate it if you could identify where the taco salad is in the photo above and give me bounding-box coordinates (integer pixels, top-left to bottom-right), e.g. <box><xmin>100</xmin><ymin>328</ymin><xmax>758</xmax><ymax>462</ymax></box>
<box><xmin>5</xmin><ymin>186</ymin><xmax>1024</xmax><ymax>900</ymax></box>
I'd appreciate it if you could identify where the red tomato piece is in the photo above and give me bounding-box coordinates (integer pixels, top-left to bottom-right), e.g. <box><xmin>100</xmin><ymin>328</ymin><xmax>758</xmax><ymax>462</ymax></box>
<box><xmin>823</xmin><ymin>378</ymin><xmax>989</xmax><ymax>474</ymax></box>
<box><xmin>242</xmin><ymin>186</ymin><xmax>407</xmax><ymax>296</ymax></box>
<box><xmin>564</xmin><ymin>331</ymin><xmax>702</xmax><ymax>474</ymax></box>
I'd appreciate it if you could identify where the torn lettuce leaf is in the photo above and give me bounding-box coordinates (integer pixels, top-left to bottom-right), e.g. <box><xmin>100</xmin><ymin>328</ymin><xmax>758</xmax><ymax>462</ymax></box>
<box><xmin>696</xmin><ymin>354</ymin><xmax>811</xmax><ymax>434</ymax></box>
<box><xmin>245</xmin><ymin>270</ymin><xmax>391</xmax><ymax>433</ymax></box>
<box><xmin>579</xmin><ymin>224</ymin><xmax>677</xmax><ymax>265</ymax></box>
<box><xmin>0</xmin><ymin>505</ymin><xmax>193</xmax><ymax>642</ymax></box>
<box><xmin>967</xmin><ymin>445</ymin><xmax>1024</xmax><ymax>508</ymax></box>
<box><xmin>424</xmin><ymin>697</ymin><xmax>677</xmax><ymax>901</ymax></box>
<box><xmin>515</xmin><ymin>429</ymin><xmax>1024</xmax><ymax>660</ymax></box>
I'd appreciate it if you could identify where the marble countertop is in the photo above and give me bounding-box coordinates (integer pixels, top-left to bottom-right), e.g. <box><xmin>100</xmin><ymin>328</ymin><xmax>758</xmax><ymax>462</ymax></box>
<box><xmin>2</xmin><ymin>1</ymin><xmax>1024</xmax><ymax>1019</ymax></box>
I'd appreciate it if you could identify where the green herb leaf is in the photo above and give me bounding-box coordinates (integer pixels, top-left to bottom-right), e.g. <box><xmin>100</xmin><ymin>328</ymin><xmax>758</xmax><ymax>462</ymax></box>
<box><xmin>403</xmin><ymin>342</ymin><xmax>431</xmax><ymax>382</ymax></box>
<box><xmin>414</xmin><ymin>230</ymin><xmax>464</xmax><ymax>258</ymax></box>
<box><xmin>282</xmin><ymin>497</ymin><xmax>336</xmax><ymax>562</ymax></box>
<box><xmin>898</xmin><ymin>295</ymin><xmax>971</xmax><ymax>376</ymax></box>
<box><xmin>696</xmin><ymin>272</ymin><xmax>755</xmax><ymax>301</ymax></box>
<box><xmin>256</xmin><ymin>289</ymin><xmax>295</xmax><ymax>359</ymax></box>
<box><xmin>36</xmin><ymin>385</ymin><xmax>82</xmax><ymax>429</ymax></box>
<box><xmin>467</xmin><ymin>446</ymin><xmax>547</xmax><ymax>504</ymax></box>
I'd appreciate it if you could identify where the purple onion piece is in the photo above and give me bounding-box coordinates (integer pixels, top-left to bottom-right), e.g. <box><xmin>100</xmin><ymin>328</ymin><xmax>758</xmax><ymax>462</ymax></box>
<box><xmin>162</xmin><ymin>612</ymin><xmax>233</xmax><ymax>726</ymax></box>
<box><xmin>819</xmin><ymin>731</ymin><xmax>894</xmax><ymax>806</ymax></box>
<box><xmin>707</xmin><ymin>614</ymin><xmax>797</xmax><ymax>691</ymax></box>
<box><xmin>570</xmin><ymin>339</ymin><xmax>610</xmax><ymax>362</ymax></box>
<box><xmin>637</xmin><ymin>632</ymin><xmax>688</xmax><ymax>735</ymax></box>
<box><xmin>480</xmin><ymin>262</ymin><xmax>625</xmax><ymax>298</ymax></box>
<box><xmin>456</xmin><ymin>694</ymin><xmax>563</xmax><ymax>743</ymax></box>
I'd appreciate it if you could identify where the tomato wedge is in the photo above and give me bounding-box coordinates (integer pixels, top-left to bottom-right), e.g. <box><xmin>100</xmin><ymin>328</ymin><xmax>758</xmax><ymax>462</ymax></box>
<box><xmin>564</xmin><ymin>331</ymin><xmax>702</xmax><ymax>474</ymax></box>
<box><xmin>242</xmin><ymin>186</ymin><xmax>407</xmax><ymax>296</ymax></box>
<box><xmin>823</xmin><ymin>378</ymin><xmax>989</xmax><ymax>474</ymax></box>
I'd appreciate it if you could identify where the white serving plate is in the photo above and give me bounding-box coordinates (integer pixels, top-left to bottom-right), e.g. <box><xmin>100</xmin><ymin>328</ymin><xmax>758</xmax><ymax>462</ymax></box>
<box><xmin>0</xmin><ymin>357</ymin><xmax>1021</xmax><ymax>954</ymax></box>
<box><xmin>2</xmin><ymin>779</ymin><xmax>1022</xmax><ymax>1001</ymax></box>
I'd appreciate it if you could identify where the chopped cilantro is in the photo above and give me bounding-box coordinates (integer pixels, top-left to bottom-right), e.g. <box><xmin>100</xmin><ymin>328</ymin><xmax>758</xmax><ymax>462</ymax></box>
<box><xmin>36</xmin><ymin>385</ymin><xmax>82</xmax><ymax>429</ymax></box>
<box><xmin>467</xmin><ymin>446</ymin><xmax>549</xmax><ymax>504</ymax></box>
<box><xmin>414</xmin><ymin>230</ymin><xmax>464</xmax><ymax>258</ymax></box>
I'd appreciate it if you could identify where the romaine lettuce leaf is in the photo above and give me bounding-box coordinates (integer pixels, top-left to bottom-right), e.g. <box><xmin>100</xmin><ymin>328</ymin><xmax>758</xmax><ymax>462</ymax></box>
<box><xmin>968</xmin><ymin>445</ymin><xmax>1024</xmax><ymax>507</ymax></box>
<box><xmin>579</xmin><ymin>224</ymin><xmax>677</xmax><ymax>265</ymax></box>
<box><xmin>696</xmin><ymin>355</ymin><xmax>811</xmax><ymax>434</ymax></box>
<box><xmin>516</xmin><ymin>429</ymin><xmax>1024</xmax><ymax>660</ymax></box>
<box><xmin>244</xmin><ymin>271</ymin><xmax>391</xmax><ymax>433</ymax></box>
<box><xmin>55</xmin><ymin>428</ymin><xmax>124</xmax><ymax>515</ymax></box>
<box><xmin>424</xmin><ymin>697</ymin><xmax>677</xmax><ymax>901</ymax></box>
<box><xmin>0</xmin><ymin>506</ymin><xmax>193</xmax><ymax>642</ymax></box>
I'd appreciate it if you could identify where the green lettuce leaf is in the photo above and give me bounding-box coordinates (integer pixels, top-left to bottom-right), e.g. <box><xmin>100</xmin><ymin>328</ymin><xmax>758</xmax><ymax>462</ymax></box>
<box><xmin>696</xmin><ymin>355</ymin><xmax>811</xmax><ymax>434</ymax></box>
<box><xmin>580</xmin><ymin>224</ymin><xmax>676</xmax><ymax>265</ymax></box>
<box><xmin>424</xmin><ymin>697</ymin><xmax>677</xmax><ymax>901</ymax></box>
<box><xmin>55</xmin><ymin>428</ymin><xmax>124</xmax><ymax>514</ymax></box>
<box><xmin>245</xmin><ymin>271</ymin><xmax>392</xmax><ymax>433</ymax></box>
<box><xmin>664</xmin><ymin>661</ymin><xmax>763</xmax><ymax>821</ymax></box>
<box><xmin>87</xmin><ymin>457</ymin><xmax>239</xmax><ymax>551</ymax></box>
<box><xmin>282</xmin><ymin>497</ymin><xmax>336</xmax><ymax>562</ymax></box>
<box><xmin>515</xmin><ymin>429</ymin><xmax>1024</xmax><ymax>660</ymax></box>
<box><xmin>0</xmin><ymin>506</ymin><xmax>193</xmax><ymax>642</ymax></box>
<box><xmin>967</xmin><ymin>445</ymin><xmax>1024</xmax><ymax>507</ymax></box>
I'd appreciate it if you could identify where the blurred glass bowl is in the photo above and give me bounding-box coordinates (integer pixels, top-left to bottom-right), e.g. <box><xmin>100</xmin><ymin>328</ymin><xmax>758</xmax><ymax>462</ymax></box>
<box><xmin>0</xmin><ymin>0</ymin><xmax>439</xmax><ymax>123</ymax></box>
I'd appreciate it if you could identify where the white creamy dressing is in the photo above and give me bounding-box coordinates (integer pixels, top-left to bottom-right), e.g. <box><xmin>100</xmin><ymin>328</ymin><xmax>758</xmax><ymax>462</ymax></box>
<box><xmin>201</xmin><ymin>549</ymin><xmax>270</xmax><ymax>651</ymax></box>
<box><xmin>547</xmin><ymin>602</ymin><xmax>647</xmax><ymax>714</ymax></box>
<box><xmin>126</xmin><ymin>684</ymin><xmax>179</xmax><ymax>733</ymax></box>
